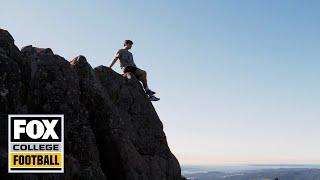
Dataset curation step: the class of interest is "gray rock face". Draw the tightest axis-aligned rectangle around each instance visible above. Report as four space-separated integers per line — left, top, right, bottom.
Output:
0 29 182 180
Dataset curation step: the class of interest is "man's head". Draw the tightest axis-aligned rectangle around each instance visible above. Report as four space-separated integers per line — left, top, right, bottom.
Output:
124 40 133 49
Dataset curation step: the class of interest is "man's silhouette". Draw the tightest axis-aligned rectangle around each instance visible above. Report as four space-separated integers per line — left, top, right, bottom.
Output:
109 40 160 101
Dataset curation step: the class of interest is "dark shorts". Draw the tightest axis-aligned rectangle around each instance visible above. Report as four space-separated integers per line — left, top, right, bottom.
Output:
123 66 138 75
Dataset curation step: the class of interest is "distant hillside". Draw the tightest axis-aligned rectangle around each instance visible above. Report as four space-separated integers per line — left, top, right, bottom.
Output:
185 168 320 180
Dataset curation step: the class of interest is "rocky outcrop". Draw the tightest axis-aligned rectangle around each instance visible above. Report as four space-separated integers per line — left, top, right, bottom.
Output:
0 29 183 180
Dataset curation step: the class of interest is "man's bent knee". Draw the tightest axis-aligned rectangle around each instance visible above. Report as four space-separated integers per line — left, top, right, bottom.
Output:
142 70 146 76
135 68 146 76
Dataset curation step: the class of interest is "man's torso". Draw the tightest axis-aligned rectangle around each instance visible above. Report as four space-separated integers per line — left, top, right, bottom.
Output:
117 49 136 70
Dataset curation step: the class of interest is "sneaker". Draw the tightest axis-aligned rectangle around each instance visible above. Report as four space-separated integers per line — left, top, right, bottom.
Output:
146 89 156 96
149 95 160 101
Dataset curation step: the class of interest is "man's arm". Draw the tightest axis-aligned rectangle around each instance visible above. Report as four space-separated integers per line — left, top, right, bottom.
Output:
109 56 118 68
109 50 120 68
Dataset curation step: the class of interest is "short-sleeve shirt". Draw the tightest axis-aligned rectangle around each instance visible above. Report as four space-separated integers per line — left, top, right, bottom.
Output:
116 49 136 69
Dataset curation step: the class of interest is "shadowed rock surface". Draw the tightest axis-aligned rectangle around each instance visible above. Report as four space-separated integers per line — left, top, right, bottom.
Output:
0 29 184 180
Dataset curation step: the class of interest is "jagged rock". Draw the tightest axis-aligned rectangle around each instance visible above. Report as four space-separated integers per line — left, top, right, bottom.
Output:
0 29 182 180
21 45 54 56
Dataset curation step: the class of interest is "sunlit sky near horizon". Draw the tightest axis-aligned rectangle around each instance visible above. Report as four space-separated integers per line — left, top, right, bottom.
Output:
1 0 320 165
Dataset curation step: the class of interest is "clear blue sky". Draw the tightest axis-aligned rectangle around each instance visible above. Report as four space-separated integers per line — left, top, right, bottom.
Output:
1 0 320 165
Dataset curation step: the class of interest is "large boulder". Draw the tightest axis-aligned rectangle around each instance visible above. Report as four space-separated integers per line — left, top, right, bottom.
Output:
0 29 182 180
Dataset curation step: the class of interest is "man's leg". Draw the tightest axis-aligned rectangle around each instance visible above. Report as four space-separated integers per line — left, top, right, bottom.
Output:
134 68 149 90
134 68 159 101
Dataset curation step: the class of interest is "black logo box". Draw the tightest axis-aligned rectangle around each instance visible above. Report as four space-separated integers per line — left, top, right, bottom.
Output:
10 116 62 142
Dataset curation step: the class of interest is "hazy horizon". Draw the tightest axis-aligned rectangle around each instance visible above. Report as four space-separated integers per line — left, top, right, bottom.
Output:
1 0 320 165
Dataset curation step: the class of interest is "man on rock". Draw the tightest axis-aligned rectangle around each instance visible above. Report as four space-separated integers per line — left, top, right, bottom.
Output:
109 40 160 101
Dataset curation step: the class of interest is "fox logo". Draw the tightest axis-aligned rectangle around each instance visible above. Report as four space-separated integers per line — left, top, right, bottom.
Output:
13 119 59 140
8 114 64 173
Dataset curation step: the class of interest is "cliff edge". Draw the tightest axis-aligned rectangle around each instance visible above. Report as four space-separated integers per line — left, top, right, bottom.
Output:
0 29 183 180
